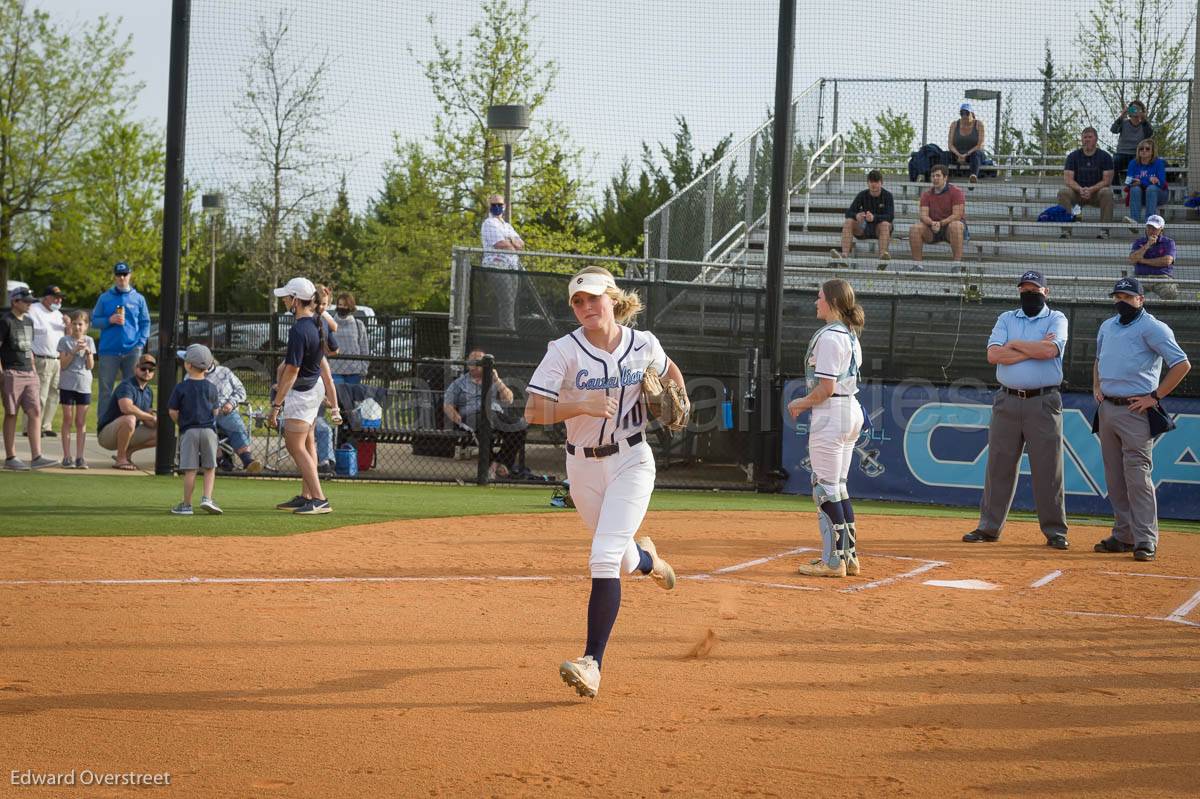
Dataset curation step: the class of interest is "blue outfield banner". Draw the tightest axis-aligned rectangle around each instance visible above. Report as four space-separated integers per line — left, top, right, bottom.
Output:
781 381 1200 521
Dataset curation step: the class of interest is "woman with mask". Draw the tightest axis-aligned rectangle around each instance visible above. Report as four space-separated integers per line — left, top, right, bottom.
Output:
788 279 868 577
962 271 1070 550
329 292 370 385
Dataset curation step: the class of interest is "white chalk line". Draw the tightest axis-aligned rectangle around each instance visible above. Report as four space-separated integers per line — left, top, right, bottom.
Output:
1030 570 1064 589
1168 587 1200 622
840 560 947 593
711 547 813 575
1101 571 1200 581
1055 609 1200 629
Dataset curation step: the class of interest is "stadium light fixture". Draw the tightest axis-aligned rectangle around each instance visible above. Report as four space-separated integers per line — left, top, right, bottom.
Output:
965 89 1002 157
201 193 225 334
487 104 530 223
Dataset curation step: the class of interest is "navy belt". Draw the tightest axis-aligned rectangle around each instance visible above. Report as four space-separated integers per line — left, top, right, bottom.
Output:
567 432 643 459
1003 386 1059 399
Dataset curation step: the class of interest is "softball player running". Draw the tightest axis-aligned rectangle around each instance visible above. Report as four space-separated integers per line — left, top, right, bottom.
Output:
788 279 866 578
524 266 686 699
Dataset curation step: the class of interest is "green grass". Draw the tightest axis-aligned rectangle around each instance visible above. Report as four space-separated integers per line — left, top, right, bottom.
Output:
1 472 1197 537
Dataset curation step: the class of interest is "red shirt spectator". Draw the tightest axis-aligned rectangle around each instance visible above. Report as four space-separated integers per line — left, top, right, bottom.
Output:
920 183 967 222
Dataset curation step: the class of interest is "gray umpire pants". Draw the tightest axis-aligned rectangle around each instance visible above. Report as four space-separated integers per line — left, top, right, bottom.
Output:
1098 400 1158 551
977 389 1068 539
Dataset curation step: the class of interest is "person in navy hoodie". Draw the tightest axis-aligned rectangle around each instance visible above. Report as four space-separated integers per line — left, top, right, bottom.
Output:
91 262 151 420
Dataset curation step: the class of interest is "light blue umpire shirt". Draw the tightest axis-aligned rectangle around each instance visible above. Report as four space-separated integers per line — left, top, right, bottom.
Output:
1096 310 1189 397
987 304 1069 390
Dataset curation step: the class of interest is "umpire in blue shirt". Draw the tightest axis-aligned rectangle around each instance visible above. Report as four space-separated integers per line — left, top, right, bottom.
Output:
1092 277 1191 561
964 270 1071 548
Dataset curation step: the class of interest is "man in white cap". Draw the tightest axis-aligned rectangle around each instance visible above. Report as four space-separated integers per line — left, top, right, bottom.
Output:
1127 214 1177 299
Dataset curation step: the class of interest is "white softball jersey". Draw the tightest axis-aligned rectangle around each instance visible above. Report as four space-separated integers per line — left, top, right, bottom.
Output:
528 325 670 448
807 322 863 397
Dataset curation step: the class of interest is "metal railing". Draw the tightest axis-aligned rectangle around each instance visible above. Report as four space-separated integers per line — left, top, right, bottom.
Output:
802 132 846 231
642 79 823 264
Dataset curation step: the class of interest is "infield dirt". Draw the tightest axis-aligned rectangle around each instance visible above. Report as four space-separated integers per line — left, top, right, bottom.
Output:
1 512 1198 797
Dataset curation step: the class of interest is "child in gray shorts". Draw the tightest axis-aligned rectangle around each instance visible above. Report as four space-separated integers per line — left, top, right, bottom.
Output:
168 344 222 515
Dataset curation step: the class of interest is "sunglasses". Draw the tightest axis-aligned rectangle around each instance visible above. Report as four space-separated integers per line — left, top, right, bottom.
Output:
138 363 157 372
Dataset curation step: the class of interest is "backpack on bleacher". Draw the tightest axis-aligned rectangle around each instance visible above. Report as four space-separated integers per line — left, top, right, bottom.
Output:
907 144 945 182
1037 205 1075 223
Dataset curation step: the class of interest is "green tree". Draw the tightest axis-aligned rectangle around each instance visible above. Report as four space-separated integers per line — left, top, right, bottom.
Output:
0 0 135 295
26 116 167 303
290 181 363 292
358 144 465 312
1072 0 1195 154
234 9 343 311
845 108 917 158
590 117 733 256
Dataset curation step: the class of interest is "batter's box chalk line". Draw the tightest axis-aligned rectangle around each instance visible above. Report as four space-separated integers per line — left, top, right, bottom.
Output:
1047 570 1200 629
692 546 948 594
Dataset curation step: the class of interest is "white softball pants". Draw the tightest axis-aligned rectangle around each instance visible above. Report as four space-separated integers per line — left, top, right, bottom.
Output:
567 438 656 578
809 397 864 489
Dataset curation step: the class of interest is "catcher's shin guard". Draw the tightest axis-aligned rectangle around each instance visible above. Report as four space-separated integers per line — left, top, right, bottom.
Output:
812 478 849 567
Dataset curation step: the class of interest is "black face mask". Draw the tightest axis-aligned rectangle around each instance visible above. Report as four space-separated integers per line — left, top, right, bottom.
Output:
1114 300 1142 325
1019 292 1046 316
336 308 351 317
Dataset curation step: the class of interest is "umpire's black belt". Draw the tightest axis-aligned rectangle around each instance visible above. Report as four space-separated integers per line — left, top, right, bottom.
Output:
567 432 643 459
1104 396 1136 406
1002 386 1059 399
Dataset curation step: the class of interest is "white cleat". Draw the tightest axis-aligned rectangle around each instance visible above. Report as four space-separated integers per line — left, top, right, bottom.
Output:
845 555 861 576
559 656 600 698
797 558 846 578
636 536 676 590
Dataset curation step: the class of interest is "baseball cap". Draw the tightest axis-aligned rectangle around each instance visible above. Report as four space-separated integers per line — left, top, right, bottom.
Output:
113 261 132 275
9 287 34 303
1146 214 1165 229
1017 270 1046 288
272 276 316 301
42 285 64 298
137 353 157 368
960 102 974 113
182 343 214 371
567 270 617 302
1111 277 1144 296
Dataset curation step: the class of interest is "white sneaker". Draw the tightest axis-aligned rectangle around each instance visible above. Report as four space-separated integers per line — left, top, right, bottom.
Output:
200 497 223 515
559 656 601 698
1123 215 1138 226
845 555 861 576
636 536 676 590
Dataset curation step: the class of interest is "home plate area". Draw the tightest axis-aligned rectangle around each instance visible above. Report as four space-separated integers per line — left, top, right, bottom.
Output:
692 544 1200 628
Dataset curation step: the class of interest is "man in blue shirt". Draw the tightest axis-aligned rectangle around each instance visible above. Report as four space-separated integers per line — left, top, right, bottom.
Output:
1127 214 1178 300
97 353 158 470
964 271 1071 549
1057 127 1114 237
1093 277 1191 561
91 262 152 418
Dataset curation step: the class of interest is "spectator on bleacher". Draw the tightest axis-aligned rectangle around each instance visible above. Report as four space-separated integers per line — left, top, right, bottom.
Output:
1111 101 1153 182
27 285 66 439
1123 138 1167 225
330 292 370 385
92 261 152 418
203 355 262 474
947 103 986 185
443 348 530 479
1128 214 1178 300
909 164 967 269
1057 127 1115 237
1092 276 1190 562
963 270 1069 550
97 352 158 470
832 170 894 264
2 287 55 470
481 194 524 331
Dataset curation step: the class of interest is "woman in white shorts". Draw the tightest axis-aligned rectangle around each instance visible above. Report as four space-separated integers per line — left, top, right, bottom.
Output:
788 278 866 578
268 278 336 515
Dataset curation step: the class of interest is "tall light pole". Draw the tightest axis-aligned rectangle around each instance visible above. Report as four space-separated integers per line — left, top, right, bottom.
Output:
201 192 224 346
486 104 530 222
